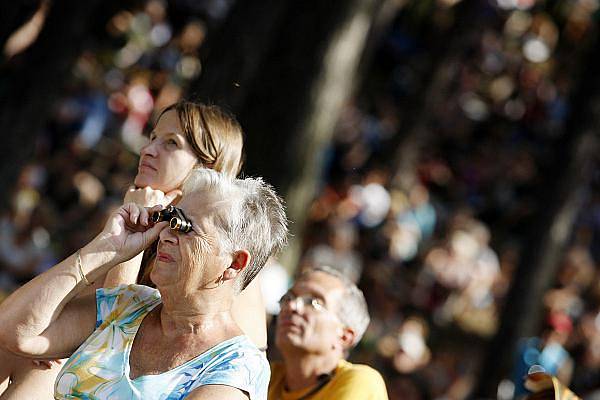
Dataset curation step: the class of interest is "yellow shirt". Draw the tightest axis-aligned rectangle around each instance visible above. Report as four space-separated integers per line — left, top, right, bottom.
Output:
268 359 388 400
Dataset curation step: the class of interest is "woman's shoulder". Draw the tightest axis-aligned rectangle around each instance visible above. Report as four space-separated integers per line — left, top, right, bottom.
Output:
185 336 270 400
95 284 160 325
207 335 267 364
97 284 159 302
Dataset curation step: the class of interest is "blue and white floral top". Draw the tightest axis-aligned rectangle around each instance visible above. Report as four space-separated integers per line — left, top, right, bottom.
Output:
54 284 269 399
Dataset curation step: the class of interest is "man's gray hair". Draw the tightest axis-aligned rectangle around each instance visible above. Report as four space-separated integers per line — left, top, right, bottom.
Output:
183 169 289 292
300 265 370 347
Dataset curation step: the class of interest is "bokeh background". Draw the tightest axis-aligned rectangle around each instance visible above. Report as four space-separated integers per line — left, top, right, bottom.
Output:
0 0 599 398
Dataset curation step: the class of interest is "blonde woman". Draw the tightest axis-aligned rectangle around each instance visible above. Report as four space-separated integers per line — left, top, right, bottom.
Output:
0 101 268 399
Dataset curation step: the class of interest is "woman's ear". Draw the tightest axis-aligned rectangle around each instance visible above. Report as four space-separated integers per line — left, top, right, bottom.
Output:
222 250 251 281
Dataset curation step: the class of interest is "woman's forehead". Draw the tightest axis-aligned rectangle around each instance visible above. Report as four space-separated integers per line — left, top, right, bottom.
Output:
153 110 184 134
156 109 180 126
178 191 230 217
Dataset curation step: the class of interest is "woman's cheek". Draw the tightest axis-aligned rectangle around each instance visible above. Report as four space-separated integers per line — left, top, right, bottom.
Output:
171 164 196 190
149 258 174 286
180 238 217 289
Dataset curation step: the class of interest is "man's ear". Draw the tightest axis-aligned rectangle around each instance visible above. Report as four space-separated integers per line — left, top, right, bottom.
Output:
340 326 357 350
222 250 251 281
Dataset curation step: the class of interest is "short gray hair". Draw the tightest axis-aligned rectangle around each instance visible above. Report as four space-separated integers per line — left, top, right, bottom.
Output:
183 169 289 292
299 265 370 347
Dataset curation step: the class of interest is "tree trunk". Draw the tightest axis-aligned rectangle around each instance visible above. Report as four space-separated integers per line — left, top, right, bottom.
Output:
192 0 382 272
388 0 484 190
248 0 382 272
187 0 289 113
473 30 600 398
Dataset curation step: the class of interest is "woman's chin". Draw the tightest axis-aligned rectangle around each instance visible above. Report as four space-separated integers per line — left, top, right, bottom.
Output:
135 176 177 193
133 175 151 188
149 264 176 287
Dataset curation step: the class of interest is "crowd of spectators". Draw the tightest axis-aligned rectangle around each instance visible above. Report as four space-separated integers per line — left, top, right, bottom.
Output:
0 0 599 399
297 0 600 398
0 0 218 292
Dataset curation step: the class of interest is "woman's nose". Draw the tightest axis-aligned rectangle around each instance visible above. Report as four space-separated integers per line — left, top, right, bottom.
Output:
140 140 158 157
158 225 178 244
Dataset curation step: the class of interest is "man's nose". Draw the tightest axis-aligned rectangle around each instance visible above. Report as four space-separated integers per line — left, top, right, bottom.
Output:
287 297 305 313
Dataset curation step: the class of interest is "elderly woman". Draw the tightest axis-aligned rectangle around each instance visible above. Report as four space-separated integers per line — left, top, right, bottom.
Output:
0 169 288 400
0 100 269 399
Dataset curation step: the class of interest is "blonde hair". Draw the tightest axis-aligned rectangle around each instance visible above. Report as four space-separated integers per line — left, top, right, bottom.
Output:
158 101 244 177
139 101 245 286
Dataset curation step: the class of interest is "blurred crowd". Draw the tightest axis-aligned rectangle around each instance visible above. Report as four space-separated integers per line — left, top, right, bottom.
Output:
1 0 599 399
297 0 600 398
0 0 219 291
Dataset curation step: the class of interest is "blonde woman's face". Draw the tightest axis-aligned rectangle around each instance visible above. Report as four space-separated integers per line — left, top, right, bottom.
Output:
135 110 198 192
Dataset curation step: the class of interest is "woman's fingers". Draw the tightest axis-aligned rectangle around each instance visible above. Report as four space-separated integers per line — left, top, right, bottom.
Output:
122 204 167 232
33 359 62 369
164 189 183 205
124 186 174 207
139 208 148 226
148 204 164 214
143 221 169 245
115 203 173 239
128 203 141 225
120 203 145 232
124 187 143 204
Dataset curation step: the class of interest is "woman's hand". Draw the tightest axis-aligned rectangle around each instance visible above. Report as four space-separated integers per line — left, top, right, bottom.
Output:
32 359 63 369
98 203 168 264
102 187 179 288
124 186 182 208
0 204 169 358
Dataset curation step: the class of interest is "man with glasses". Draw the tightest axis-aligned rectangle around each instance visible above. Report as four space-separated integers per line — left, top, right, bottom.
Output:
268 265 388 399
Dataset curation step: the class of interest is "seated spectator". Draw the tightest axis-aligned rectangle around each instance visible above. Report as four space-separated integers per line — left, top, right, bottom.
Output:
269 265 388 399
0 169 288 400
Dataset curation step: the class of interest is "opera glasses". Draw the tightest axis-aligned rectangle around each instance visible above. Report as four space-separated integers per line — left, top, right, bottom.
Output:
151 205 192 233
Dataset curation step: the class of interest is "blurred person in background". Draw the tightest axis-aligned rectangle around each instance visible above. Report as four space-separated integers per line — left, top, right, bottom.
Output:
301 219 362 283
0 168 288 399
268 265 388 400
0 100 269 399
510 245 594 397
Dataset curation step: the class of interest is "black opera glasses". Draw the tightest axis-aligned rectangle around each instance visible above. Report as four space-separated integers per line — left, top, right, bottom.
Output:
151 205 192 233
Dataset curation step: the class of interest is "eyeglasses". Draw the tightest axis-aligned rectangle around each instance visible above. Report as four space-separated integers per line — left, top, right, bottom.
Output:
279 291 347 329
278 292 329 312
